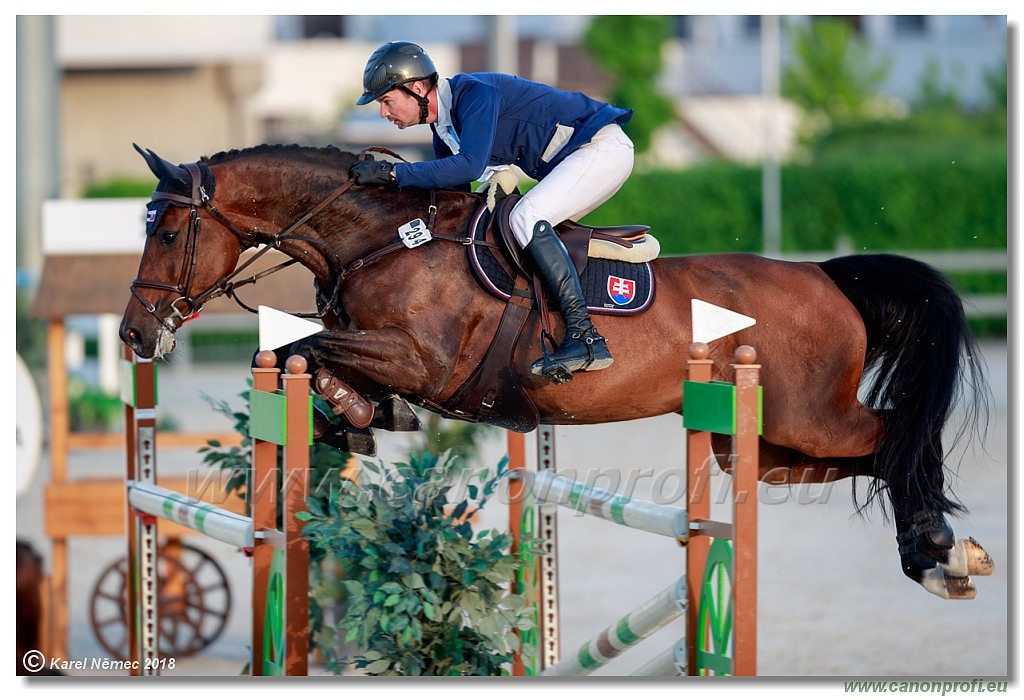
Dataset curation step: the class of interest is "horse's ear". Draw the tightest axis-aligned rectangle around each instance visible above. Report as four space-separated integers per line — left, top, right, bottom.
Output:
133 143 189 185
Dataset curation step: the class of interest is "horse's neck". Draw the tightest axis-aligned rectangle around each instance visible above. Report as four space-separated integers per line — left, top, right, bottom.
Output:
226 171 478 282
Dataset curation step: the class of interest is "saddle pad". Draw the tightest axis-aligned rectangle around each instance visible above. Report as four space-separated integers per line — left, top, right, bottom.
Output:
468 210 655 316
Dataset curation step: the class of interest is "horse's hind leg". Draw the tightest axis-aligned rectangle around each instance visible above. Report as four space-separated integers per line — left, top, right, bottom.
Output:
711 435 995 599
895 510 994 600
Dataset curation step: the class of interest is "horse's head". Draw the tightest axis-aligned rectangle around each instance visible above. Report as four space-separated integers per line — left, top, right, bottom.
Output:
120 145 243 358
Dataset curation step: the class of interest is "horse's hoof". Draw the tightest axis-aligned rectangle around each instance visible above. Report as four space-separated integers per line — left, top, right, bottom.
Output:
335 428 377 457
962 537 995 576
918 566 978 600
311 409 377 457
934 537 995 579
371 394 421 432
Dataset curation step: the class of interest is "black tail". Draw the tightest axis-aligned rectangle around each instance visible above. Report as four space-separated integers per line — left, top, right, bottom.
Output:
818 254 989 520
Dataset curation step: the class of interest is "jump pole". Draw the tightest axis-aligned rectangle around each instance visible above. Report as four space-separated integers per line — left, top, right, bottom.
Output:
509 342 761 676
123 347 311 675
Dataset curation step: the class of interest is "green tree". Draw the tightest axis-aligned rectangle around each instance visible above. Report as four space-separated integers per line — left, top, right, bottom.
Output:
782 18 891 127
914 59 961 112
582 15 676 152
982 55 1007 110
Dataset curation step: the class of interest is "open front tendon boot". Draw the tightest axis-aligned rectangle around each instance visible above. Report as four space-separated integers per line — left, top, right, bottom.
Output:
525 221 612 381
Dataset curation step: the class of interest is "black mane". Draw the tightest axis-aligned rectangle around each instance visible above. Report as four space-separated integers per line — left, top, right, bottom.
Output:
204 144 360 169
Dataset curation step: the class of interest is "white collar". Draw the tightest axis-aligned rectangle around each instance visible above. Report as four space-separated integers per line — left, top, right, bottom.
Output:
436 78 454 131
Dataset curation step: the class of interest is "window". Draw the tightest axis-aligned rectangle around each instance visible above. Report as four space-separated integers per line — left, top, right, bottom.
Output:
742 15 761 39
673 16 693 42
893 16 927 36
301 16 345 38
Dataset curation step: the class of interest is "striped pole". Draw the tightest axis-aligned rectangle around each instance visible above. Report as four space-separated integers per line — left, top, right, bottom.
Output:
127 481 253 549
629 638 687 676
541 577 686 676
529 470 688 541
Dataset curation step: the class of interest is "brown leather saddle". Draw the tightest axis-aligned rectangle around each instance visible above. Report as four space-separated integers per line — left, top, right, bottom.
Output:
418 194 655 433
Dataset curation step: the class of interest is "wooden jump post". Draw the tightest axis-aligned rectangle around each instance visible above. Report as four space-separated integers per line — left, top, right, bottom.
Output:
509 342 761 676
123 347 311 676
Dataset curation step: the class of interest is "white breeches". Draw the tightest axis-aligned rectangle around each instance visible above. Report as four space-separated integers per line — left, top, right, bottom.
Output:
508 123 635 248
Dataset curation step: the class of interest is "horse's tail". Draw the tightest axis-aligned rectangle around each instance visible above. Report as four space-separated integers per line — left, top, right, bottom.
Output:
818 254 989 520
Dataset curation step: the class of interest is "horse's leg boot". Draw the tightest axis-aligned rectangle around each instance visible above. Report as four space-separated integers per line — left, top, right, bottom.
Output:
371 394 421 432
313 368 374 429
311 405 377 456
524 222 612 381
896 510 989 600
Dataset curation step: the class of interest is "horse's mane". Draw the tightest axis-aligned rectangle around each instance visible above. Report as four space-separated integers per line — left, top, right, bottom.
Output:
204 144 359 169
202 143 482 197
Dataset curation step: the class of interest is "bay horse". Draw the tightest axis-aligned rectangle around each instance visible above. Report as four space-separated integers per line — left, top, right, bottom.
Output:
119 143 994 601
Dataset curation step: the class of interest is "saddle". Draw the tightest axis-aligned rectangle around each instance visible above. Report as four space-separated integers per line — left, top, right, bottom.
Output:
421 194 657 433
471 195 656 315
488 194 653 280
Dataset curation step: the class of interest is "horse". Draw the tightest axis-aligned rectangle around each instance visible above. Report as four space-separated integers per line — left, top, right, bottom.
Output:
120 143 994 601
17 540 62 675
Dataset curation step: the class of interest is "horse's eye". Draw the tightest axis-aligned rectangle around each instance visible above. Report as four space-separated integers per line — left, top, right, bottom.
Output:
159 230 178 245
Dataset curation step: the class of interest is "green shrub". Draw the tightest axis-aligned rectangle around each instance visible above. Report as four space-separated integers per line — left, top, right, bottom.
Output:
200 388 525 674
82 177 154 199
300 452 536 675
67 379 123 432
584 149 1007 256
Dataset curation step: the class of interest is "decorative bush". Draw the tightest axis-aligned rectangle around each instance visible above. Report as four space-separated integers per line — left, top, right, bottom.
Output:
300 451 537 676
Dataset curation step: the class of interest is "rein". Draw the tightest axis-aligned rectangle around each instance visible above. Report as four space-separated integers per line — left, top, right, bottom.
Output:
131 148 473 326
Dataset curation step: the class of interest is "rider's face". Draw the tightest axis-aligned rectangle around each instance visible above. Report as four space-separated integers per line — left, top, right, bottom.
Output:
377 86 423 129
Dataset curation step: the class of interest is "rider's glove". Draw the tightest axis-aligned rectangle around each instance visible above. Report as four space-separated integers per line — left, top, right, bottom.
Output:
350 158 396 186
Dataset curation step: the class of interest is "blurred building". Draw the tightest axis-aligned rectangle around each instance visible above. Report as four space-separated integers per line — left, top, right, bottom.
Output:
16 15 1008 271
40 15 1007 194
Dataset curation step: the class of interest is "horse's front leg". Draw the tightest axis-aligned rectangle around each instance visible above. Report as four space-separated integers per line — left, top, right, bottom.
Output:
291 325 450 433
295 326 450 396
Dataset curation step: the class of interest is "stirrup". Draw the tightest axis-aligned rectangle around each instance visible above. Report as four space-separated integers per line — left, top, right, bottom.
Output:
531 328 612 384
536 329 574 385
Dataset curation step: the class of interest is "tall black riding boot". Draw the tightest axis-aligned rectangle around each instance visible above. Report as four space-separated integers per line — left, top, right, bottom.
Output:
524 221 612 382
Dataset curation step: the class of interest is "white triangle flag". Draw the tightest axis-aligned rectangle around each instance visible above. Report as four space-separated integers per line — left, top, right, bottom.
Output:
691 299 756 344
258 305 324 351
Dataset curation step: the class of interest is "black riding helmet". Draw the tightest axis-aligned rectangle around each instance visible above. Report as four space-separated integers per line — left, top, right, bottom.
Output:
357 41 438 124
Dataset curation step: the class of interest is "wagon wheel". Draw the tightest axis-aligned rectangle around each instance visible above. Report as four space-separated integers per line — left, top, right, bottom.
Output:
695 538 734 676
89 541 232 661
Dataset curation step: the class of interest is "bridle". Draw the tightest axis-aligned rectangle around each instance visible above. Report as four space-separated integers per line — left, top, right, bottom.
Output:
129 148 469 331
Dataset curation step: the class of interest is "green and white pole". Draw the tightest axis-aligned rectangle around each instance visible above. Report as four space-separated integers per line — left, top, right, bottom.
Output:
541 576 687 676
529 470 688 541
127 481 254 549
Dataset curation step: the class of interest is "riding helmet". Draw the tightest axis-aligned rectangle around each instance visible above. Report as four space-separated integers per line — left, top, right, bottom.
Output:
356 41 438 105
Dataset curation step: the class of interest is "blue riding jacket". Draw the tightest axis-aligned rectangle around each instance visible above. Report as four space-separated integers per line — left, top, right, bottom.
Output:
393 73 632 189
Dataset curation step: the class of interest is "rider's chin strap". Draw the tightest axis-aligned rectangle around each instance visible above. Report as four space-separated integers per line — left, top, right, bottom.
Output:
398 83 432 125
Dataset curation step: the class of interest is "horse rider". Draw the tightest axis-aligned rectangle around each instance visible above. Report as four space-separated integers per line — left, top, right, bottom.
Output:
349 40 635 381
